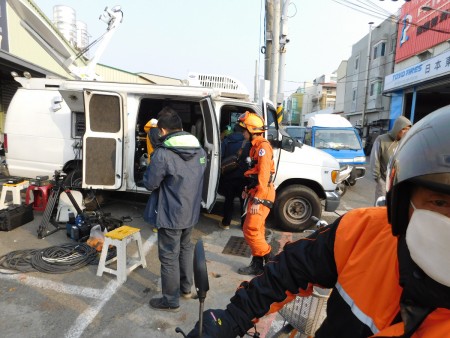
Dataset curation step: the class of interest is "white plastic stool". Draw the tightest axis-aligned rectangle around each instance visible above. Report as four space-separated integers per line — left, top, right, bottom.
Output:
0 181 29 209
96 225 147 283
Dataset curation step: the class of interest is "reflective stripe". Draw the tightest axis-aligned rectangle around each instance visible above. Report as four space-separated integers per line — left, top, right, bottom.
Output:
336 282 380 334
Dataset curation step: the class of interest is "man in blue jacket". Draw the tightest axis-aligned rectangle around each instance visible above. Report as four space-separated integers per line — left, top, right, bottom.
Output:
144 107 206 312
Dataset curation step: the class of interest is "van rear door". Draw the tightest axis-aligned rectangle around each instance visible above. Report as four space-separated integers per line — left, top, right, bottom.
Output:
200 96 220 211
82 91 124 189
60 89 124 190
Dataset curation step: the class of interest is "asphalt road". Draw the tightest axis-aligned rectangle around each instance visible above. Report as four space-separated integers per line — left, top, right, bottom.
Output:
0 174 376 338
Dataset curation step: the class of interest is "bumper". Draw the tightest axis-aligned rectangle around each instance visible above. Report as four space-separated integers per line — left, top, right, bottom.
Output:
325 191 340 212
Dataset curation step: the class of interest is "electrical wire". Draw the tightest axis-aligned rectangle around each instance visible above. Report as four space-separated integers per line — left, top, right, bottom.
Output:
0 243 98 274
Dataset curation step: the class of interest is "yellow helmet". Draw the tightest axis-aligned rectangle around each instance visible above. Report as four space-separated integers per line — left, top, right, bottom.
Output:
238 111 266 134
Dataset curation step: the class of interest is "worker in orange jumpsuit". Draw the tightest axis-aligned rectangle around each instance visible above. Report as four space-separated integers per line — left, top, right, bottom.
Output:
237 111 275 275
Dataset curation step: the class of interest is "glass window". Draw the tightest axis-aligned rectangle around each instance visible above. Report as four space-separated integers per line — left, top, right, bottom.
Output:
314 129 361 150
373 41 386 60
370 81 383 96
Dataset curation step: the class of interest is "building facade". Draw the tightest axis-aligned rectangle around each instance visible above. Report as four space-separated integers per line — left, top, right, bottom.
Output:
343 15 397 139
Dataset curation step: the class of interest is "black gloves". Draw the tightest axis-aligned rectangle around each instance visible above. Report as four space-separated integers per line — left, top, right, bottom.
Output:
186 309 240 338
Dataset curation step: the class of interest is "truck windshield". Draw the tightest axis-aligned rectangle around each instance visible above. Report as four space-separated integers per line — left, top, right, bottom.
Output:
314 129 361 150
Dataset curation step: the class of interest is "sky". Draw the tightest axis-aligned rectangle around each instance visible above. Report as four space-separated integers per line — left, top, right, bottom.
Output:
34 0 404 99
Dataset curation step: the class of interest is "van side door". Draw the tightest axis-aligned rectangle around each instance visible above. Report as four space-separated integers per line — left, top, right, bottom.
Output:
82 91 124 189
199 96 220 211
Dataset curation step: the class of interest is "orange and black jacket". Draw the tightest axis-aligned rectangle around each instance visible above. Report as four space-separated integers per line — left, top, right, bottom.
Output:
226 207 450 337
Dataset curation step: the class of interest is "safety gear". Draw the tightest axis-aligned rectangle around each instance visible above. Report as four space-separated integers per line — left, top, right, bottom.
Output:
386 106 450 235
187 309 240 338
238 111 266 134
242 135 275 257
237 256 264 275
407 203 450 287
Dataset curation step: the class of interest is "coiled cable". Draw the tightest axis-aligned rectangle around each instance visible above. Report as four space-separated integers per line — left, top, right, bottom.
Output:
0 243 98 274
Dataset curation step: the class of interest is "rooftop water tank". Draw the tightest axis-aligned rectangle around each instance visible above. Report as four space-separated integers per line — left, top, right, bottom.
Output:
76 20 89 55
53 5 77 47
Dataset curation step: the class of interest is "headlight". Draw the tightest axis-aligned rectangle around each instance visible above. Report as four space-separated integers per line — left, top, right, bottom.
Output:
331 170 339 184
354 156 366 163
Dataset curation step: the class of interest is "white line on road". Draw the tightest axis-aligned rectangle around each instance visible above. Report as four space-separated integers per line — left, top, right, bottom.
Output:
65 234 157 338
0 234 157 338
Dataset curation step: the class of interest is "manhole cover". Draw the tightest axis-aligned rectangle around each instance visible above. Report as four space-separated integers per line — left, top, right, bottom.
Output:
222 236 252 257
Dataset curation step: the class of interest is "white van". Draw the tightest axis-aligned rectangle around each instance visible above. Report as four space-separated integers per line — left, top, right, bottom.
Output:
4 76 341 232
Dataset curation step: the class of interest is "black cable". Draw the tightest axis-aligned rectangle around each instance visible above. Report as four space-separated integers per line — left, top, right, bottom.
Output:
0 243 98 274
0 249 39 273
31 243 97 274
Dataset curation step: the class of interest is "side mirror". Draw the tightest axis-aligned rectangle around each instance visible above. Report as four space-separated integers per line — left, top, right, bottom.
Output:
281 135 299 152
194 239 209 301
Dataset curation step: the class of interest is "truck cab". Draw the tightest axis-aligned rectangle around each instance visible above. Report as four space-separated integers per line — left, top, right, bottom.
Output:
304 114 366 186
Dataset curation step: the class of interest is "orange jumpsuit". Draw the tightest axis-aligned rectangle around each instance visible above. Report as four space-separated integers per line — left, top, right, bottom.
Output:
243 135 275 257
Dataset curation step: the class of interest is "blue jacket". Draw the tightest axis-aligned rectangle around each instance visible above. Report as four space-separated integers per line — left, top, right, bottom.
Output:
221 132 250 179
144 131 206 229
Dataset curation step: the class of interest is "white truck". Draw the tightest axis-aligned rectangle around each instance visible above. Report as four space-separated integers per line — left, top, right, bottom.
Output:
4 76 341 232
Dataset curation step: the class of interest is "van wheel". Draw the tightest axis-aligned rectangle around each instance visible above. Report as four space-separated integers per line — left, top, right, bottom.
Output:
64 169 82 188
274 185 321 232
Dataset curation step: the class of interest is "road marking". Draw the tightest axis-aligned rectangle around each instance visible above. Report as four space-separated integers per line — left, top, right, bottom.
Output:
0 274 105 300
65 234 157 338
0 234 157 338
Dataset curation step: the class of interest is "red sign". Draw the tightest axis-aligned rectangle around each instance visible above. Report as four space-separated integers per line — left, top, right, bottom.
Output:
396 0 450 63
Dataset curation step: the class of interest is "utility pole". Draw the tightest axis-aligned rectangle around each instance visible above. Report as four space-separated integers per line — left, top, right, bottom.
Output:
361 22 374 137
264 0 274 81
269 0 281 105
277 0 290 106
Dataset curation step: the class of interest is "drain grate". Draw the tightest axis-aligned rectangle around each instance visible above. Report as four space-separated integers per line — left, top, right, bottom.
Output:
222 236 252 257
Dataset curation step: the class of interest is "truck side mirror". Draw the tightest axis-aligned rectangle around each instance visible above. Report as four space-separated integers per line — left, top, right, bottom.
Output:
281 135 298 152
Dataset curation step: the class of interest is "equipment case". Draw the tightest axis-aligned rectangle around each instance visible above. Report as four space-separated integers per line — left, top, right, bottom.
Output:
0 204 34 231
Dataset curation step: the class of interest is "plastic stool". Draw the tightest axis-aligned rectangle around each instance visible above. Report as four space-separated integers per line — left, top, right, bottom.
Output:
96 226 147 283
25 184 53 212
0 181 29 209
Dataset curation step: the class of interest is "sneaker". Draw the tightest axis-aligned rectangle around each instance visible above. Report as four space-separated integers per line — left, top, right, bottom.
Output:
181 292 199 300
219 221 230 230
149 297 180 312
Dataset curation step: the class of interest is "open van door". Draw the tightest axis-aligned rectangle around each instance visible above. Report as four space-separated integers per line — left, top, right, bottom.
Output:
82 91 124 189
199 96 220 212
263 99 282 173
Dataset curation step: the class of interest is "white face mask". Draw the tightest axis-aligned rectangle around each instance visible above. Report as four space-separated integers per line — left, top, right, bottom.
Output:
406 202 450 287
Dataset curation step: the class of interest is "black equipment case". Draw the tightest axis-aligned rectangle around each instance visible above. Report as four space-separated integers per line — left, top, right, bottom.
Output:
0 204 34 231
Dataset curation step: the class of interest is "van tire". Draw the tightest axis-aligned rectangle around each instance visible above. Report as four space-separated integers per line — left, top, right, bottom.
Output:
64 169 82 188
274 185 321 232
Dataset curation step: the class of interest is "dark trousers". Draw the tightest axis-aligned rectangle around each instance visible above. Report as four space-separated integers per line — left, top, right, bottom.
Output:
221 177 246 226
157 227 194 307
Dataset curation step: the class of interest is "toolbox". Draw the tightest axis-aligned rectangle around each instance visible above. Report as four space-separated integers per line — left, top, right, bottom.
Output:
0 204 34 231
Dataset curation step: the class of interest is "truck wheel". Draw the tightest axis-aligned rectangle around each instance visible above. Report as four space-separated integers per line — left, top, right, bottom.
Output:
274 185 322 232
64 169 82 188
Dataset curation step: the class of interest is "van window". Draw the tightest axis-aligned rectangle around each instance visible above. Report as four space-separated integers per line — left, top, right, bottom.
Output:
219 105 257 137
